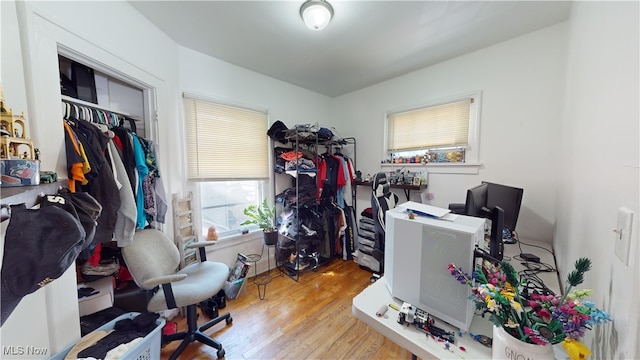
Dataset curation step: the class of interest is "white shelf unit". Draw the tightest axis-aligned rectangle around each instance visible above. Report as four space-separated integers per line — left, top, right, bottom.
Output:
172 192 198 268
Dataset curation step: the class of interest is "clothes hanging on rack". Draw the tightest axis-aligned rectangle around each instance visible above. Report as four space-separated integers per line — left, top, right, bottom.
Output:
128 132 149 229
111 129 167 229
64 118 121 245
106 140 137 247
317 153 345 201
311 141 357 260
333 151 355 208
111 127 138 197
61 99 136 130
61 99 166 248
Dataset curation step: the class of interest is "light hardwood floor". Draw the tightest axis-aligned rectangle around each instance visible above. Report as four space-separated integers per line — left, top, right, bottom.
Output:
160 259 413 360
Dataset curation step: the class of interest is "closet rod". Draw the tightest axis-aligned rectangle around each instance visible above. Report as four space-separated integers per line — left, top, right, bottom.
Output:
61 94 135 119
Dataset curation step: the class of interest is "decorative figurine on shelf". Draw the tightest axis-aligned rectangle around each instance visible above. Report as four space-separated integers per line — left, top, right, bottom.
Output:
206 226 218 241
408 210 415 220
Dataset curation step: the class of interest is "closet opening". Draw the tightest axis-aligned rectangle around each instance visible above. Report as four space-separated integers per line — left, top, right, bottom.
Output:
55 47 166 326
57 47 157 141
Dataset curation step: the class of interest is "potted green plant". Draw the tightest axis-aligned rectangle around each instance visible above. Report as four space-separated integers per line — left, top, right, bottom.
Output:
240 199 278 245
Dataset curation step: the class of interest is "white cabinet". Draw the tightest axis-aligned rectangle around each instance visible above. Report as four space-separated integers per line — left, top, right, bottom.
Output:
173 192 198 268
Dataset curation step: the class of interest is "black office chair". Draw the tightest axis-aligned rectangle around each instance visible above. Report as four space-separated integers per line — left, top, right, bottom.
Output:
370 172 399 273
121 229 233 360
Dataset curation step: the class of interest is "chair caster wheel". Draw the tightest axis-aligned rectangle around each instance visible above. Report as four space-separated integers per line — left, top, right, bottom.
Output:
226 316 233 325
217 348 225 359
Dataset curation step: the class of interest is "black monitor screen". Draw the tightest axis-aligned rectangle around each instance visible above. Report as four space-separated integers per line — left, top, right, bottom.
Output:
465 183 489 217
482 182 524 232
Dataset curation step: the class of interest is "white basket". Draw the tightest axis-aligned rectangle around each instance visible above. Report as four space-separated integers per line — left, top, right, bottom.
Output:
51 312 165 360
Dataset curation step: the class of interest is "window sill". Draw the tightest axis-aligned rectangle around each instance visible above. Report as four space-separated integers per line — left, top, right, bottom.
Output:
381 162 481 174
213 230 263 250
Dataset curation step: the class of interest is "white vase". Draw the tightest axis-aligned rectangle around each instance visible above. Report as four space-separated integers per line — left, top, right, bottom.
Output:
492 325 555 360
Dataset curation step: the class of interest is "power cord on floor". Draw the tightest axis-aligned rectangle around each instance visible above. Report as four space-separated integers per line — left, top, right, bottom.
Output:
510 230 557 299
514 230 555 256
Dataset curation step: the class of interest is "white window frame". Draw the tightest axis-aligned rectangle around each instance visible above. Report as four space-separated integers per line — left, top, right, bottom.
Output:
384 91 482 174
181 93 273 241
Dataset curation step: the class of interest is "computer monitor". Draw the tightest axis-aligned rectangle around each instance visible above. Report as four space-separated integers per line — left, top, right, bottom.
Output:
464 183 489 217
482 181 524 234
464 183 503 261
486 206 505 261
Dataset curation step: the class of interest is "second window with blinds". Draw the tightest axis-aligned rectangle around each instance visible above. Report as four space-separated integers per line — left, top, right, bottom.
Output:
386 92 481 165
183 95 270 239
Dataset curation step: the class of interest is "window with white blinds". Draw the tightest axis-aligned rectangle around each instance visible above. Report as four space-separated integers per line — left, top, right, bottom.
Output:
183 96 269 180
387 97 473 152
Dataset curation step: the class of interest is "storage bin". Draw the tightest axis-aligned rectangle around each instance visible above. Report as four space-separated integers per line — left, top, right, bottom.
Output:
0 159 40 187
50 312 165 360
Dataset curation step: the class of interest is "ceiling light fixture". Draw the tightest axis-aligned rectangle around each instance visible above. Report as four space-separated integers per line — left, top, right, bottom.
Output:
300 0 334 31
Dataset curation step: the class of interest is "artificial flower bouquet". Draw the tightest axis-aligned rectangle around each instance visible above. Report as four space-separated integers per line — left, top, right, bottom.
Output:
447 258 610 360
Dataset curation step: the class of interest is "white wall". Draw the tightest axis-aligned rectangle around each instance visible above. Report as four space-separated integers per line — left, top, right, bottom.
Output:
179 47 332 129
331 23 568 244
0 1 57 356
1 1 180 356
556 2 639 358
1 0 28 114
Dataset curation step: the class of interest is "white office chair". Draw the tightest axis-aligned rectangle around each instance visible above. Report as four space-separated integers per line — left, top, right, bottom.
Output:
121 229 232 360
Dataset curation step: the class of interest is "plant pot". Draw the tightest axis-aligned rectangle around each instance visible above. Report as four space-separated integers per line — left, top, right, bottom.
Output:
492 325 554 360
263 230 278 246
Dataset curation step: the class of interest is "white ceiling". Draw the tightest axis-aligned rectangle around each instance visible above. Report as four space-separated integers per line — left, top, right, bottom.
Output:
129 1 572 98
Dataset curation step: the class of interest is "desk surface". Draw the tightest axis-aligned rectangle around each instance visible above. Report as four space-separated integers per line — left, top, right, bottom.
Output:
353 277 493 359
352 238 560 359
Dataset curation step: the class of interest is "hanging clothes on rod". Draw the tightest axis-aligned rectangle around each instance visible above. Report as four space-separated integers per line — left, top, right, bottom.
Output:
61 96 138 133
61 97 167 249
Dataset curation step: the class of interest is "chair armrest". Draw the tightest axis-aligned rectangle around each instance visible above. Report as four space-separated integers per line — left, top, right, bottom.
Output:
141 273 187 288
186 241 217 249
448 203 466 215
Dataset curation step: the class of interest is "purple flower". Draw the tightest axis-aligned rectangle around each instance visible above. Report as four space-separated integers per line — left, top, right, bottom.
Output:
562 321 587 339
553 301 593 340
448 263 473 285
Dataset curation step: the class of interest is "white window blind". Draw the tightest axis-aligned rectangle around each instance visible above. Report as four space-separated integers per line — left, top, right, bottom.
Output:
183 96 269 180
387 98 472 152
